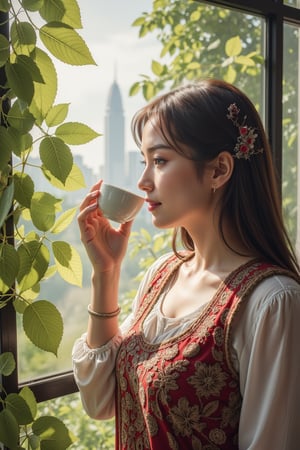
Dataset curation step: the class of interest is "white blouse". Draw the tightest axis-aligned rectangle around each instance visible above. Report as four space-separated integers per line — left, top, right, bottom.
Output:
72 254 300 450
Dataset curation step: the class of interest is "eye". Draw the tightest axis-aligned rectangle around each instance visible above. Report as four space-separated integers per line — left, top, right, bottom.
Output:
154 157 166 166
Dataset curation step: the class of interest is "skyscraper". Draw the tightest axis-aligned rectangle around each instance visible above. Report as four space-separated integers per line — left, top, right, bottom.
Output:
104 78 125 185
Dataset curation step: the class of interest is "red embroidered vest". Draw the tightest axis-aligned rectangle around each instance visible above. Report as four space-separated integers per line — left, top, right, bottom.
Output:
115 256 288 450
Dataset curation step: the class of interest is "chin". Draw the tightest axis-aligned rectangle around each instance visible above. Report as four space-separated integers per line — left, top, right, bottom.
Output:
152 216 175 229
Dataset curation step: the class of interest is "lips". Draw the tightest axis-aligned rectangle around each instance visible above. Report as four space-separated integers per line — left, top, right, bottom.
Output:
145 199 162 212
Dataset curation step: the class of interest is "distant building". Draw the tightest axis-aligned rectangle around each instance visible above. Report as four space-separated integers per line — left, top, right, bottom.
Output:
127 149 142 192
104 79 125 185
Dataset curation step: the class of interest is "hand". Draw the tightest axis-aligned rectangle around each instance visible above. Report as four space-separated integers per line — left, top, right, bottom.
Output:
77 180 133 272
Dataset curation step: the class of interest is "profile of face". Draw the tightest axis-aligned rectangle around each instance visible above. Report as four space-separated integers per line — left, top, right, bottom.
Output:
138 120 223 230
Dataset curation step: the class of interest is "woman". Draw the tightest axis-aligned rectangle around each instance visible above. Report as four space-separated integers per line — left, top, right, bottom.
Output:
73 79 300 449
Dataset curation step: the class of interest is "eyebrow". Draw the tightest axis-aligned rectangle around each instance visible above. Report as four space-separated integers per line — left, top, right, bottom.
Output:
141 144 173 155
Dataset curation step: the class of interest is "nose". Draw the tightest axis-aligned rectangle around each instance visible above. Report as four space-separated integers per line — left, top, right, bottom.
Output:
137 166 153 192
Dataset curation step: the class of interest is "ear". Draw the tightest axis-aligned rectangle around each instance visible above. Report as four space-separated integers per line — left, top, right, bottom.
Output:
211 151 234 189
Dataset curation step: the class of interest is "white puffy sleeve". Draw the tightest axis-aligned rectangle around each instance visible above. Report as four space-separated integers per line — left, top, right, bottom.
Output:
72 330 124 419
233 275 300 450
72 253 171 420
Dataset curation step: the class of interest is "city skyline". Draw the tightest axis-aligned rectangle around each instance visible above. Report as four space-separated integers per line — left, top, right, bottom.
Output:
55 0 156 175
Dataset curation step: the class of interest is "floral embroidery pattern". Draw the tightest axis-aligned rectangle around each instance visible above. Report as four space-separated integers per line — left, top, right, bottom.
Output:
116 257 281 450
167 397 203 437
188 362 227 399
227 103 263 160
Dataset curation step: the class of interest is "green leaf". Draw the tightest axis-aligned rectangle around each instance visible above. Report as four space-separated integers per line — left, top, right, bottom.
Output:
0 243 19 293
52 241 82 286
39 22 96 65
19 386 37 420
0 34 9 67
0 180 14 229
50 206 77 233
39 136 73 183
187 61 201 70
29 48 58 123
0 0 9 12
13 171 35 208
7 101 35 133
10 21 37 55
29 433 41 449
30 191 62 232
43 162 85 191
55 122 101 144
45 103 70 127
59 0 82 28
17 241 50 292
131 16 145 27
190 9 201 21
225 35 242 57
23 300 63 355
22 0 44 11
129 81 141 96
8 128 33 156
40 0 82 28
224 64 237 84
39 0 65 22
0 409 19 450
16 54 44 83
32 416 73 449
151 60 164 76
143 82 156 100
6 393 34 425
0 352 16 376
235 55 256 66
42 264 57 281
0 125 14 169
15 285 40 309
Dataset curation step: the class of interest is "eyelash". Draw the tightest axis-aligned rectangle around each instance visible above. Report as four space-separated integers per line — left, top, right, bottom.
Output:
140 157 166 166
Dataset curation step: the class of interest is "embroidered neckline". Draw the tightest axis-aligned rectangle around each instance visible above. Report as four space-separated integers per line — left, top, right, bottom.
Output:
136 256 261 350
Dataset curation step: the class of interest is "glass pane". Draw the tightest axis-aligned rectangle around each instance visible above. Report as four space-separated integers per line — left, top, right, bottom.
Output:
39 393 115 450
282 23 299 250
284 0 300 8
17 0 265 382
17 0 156 382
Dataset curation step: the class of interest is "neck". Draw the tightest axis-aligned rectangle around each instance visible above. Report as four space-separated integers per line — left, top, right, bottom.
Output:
183 217 254 274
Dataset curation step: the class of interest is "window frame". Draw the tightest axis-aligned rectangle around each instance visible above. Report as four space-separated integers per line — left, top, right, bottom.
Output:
0 0 299 403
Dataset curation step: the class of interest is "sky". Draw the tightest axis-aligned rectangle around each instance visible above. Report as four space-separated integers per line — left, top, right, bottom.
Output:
54 0 158 173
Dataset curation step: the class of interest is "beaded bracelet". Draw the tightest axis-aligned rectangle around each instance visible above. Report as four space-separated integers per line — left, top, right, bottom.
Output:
87 304 121 318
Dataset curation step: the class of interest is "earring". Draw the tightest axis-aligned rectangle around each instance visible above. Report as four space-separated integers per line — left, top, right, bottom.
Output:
212 186 217 194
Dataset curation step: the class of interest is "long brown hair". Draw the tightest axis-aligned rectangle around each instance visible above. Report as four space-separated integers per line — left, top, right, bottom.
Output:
131 78 300 276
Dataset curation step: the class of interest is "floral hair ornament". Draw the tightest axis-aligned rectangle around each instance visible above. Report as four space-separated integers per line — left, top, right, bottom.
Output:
226 103 263 160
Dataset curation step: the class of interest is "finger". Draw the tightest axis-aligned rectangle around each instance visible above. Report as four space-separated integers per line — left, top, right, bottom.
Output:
79 189 100 212
88 179 103 192
119 219 134 237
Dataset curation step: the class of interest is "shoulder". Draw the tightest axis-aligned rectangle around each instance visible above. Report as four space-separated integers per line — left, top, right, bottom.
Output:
234 273 300 338
249 273 300 310
231 273 300 371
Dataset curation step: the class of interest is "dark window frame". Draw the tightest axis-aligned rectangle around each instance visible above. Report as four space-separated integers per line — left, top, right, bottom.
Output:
0 0 299 403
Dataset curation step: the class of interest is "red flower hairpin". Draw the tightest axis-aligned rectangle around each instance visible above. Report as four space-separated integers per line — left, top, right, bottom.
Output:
227 103 263 160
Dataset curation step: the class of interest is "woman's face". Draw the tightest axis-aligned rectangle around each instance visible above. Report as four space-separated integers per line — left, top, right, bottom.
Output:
138 120 216 229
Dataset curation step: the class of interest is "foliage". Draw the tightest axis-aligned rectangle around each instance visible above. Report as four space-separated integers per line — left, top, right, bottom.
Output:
282 24 298 244
130 0 263 102
39 393 115 450
0 0 99 448
129 227 173 280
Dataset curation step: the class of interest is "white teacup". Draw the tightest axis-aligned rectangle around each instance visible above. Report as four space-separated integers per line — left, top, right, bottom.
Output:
98 183 144 223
